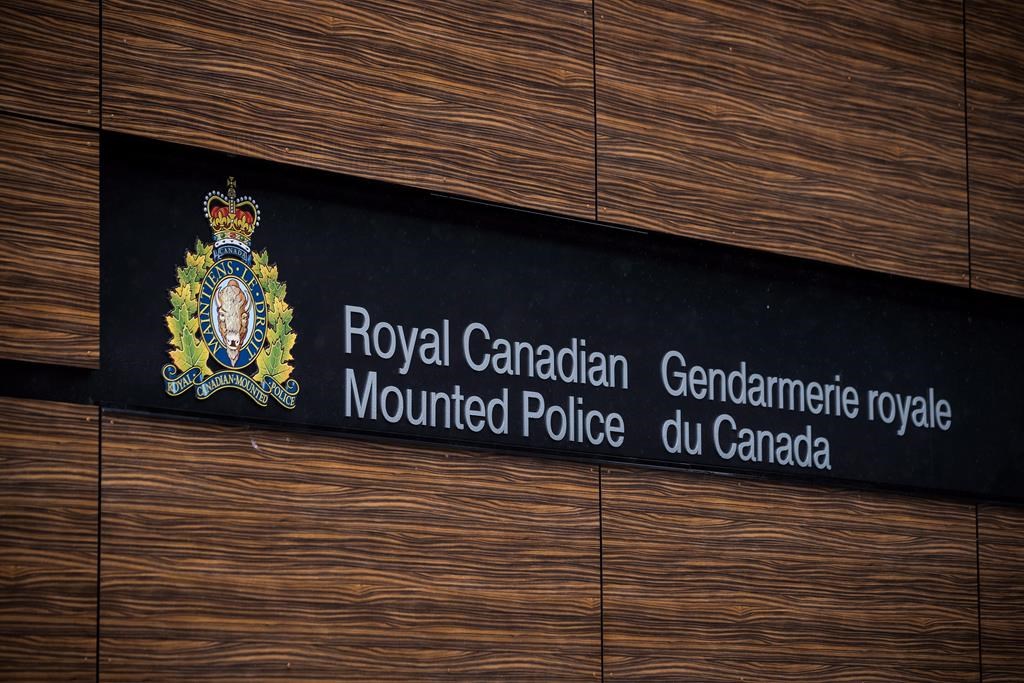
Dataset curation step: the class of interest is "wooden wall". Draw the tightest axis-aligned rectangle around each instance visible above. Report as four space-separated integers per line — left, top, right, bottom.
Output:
100 412 601 680
966 0 1024 297
0 114 99 367
94 413 1024 681
979 505 1024 682
101 0 596 219
0 1 99 127
0 397 98 680
0 0 100 368
596 0 968 285
0 402 1021 679
602 467 980 681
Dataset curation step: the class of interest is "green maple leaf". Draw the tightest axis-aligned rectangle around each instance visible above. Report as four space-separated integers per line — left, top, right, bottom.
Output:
281 331 297 362
267 342 283 374
174 304 190 332
274 318 290 341
255 340 292 383
196 340 211 375
168 326 210 374
181 329 199 364
195 238 213 259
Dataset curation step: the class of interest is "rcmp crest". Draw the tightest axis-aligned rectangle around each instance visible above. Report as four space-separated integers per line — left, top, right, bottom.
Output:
161 178 299 408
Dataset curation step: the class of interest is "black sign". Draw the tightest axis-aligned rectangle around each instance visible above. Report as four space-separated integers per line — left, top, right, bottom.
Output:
94 134 1023 499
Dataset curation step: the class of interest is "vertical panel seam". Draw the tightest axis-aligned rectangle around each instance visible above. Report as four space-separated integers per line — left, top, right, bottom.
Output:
976 504 983 682
96 407 102 683
591 0 599 222
97 0 103 672
963 0 973 288
598 466 604 681
97 0 103 132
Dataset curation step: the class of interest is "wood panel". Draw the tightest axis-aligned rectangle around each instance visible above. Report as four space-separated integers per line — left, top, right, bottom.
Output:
596 0 968 285
100 412 600 680
0 0 99 128
978 504 1024 681
967 1 1024 297
0 113 99 368
602 467 979 681
0 397 98 680
102 0 595 218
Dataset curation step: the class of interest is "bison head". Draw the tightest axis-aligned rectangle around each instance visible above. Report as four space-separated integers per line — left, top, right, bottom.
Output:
216 280 250 365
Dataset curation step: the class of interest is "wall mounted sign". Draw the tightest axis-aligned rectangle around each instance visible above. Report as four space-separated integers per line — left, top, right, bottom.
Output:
97 134 1024 500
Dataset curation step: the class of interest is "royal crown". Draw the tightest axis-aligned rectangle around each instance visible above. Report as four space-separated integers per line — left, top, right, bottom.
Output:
205 177 260 263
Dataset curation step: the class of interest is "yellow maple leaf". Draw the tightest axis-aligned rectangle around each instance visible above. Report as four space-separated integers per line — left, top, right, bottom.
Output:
166 315 183 347
273 364 293 384
169 349 190 373
196 342 212 376
253 349 269 382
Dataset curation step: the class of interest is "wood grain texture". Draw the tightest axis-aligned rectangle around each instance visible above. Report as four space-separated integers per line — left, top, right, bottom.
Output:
0 397 98 680
100 412 600 680
0 112 99 368
596 0 969 285
0 0 99 128
978 504 1024 681
602 467 979 681
102 0 595 218
966 0 1024 297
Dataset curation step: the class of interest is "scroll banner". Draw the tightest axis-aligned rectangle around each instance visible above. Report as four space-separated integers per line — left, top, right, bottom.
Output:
162 364 299 409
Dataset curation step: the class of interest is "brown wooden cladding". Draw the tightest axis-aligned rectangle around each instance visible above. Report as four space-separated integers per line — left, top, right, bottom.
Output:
596 0 969 285
966 0 1024 297
601 467 979 681
0 113 99 368
102 0 595 218
100 412 600 680
0 1 99 128
978 504 1024 681
0 397 98 680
